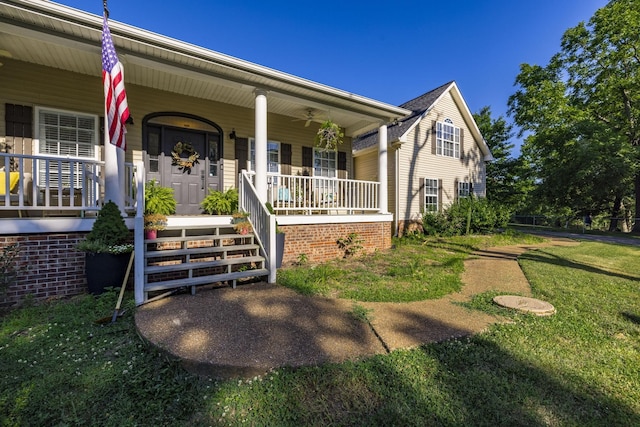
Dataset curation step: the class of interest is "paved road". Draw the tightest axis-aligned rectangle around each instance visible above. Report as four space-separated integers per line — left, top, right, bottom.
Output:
520 229 640 247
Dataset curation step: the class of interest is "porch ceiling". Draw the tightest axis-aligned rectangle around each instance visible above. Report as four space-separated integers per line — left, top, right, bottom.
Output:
0 0 409 137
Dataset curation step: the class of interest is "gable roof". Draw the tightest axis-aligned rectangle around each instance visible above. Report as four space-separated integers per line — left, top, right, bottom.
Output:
352 81 492 160
0 0 410 137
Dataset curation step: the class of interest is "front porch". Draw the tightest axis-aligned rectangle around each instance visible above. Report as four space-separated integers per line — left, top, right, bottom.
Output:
0 153 392 307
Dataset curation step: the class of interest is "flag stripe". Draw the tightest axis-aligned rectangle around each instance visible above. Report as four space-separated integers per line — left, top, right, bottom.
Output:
102 14 129 151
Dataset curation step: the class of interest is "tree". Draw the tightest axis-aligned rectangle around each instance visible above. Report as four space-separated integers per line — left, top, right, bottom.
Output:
509 0 640 231
473 106 531 211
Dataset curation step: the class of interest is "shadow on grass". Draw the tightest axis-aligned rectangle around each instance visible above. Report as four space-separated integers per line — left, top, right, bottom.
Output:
518 249 640 282
405 336 640 426
622 311 640 325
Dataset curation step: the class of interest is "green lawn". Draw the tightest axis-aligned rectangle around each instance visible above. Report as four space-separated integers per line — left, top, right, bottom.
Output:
1 234 639 426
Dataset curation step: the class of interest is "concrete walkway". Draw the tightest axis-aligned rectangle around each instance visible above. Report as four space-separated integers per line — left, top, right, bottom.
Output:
135 237 577 379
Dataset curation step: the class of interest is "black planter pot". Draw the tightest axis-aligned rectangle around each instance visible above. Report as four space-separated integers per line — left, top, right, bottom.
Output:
85 252 130 295
276 233 285 268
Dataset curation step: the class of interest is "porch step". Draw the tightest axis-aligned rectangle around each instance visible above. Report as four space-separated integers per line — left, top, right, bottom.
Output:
146 255 265 275
143 223 267 298
145 243 260 259
144 268 269 293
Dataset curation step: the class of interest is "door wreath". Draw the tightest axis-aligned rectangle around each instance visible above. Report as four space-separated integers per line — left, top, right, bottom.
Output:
171 142 200 173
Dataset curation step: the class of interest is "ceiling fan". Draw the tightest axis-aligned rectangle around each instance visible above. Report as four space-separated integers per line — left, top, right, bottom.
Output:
292 109 316 127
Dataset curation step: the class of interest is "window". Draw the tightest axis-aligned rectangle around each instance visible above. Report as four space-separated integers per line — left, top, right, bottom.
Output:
458 181 471 198
249 138 280 173
436 119 460 158
424 178 439 212
36 108 98 188
313 148 336 178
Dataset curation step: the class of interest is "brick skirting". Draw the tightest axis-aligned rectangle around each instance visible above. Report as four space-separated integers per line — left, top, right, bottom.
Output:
1 220 393 306
1 233 88 307
280 221 392 265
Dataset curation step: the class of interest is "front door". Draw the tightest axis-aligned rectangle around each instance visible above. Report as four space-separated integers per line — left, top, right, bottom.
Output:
146 123 221 215
164 128 206 214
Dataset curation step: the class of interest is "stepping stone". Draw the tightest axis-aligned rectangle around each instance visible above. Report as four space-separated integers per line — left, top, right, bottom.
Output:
493 295 556 316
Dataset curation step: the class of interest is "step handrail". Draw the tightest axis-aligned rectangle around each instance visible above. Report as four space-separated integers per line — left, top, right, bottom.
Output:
240 170 276 283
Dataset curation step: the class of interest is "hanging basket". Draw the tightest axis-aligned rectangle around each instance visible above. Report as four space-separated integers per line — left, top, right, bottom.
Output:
315 120 344 151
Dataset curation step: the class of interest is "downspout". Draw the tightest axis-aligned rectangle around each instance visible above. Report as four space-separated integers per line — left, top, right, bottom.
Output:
394 144 400 236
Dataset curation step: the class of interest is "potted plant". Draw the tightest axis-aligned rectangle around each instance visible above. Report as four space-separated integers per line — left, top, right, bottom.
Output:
232 211 252 235
144 180 176 239
77 201 133 295
315 119 344 151
143 212 167 240
201 188 238 214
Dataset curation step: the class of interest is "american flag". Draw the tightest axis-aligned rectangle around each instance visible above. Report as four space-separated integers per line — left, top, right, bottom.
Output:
102 13 129 151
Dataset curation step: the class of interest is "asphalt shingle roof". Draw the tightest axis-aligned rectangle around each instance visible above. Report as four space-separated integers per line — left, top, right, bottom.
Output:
352 81 454 152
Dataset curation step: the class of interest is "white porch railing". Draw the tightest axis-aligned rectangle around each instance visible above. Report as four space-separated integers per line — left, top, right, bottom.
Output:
258 173 380 214
240 170 277 283
0 152 136 215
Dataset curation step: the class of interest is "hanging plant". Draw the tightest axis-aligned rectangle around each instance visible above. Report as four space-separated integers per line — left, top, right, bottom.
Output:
171 141 200 173
315 119 344 151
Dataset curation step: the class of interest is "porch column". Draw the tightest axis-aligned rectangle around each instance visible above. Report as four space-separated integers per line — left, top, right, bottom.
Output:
378 123 388 214
104 109 125 212
254 89 268 203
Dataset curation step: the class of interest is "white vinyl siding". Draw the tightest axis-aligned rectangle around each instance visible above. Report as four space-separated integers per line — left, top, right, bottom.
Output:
36 107 98 188
396 91 484 221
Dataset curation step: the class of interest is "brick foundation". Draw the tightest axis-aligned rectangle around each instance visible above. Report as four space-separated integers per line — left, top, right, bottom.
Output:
1 221 392 306
280 221 392 265
1 233 88 307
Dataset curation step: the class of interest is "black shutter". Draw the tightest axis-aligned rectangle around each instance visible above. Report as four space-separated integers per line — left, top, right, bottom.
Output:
459 128 464 161
5 104 33 138
235 137 248 172
281 143 291 175
302 146 313 168
338 151 347 179
431 120 437 155
438 179 443 212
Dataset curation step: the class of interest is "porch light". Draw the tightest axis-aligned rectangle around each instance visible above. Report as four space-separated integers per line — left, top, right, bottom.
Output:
229 129 236 140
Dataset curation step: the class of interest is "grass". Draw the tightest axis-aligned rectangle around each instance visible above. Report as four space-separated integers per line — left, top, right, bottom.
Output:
1 233 639 425
278 230 544 302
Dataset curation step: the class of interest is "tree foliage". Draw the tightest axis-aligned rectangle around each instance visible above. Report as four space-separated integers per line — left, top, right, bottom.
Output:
508 0 640 230
473 106 532 211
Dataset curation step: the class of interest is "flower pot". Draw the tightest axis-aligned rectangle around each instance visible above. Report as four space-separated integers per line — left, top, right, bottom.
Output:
85 252 131 295
145 229 157 240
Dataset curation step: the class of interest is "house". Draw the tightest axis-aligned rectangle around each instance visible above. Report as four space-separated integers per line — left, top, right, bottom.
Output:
353 81 493 235
0 1 488 306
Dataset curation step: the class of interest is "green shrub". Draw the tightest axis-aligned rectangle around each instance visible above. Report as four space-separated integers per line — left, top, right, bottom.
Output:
77 201 132 254
200 188 238 215
144 180 176 215
423 196 512 236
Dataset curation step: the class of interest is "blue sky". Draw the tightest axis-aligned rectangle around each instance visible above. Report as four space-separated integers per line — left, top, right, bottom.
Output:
56 0 608 155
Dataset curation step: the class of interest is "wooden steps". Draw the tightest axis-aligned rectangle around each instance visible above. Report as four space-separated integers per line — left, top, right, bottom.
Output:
143 224 267 297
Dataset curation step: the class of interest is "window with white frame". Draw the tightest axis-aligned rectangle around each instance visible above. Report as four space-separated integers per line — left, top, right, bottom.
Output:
424 178 439 212
436 119 460 158
458 181 471 198
249 138 280 173
313 148 336 178
37 107 98 188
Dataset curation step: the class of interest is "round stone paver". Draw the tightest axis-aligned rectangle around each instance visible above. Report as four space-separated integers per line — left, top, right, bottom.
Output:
493 295 556 316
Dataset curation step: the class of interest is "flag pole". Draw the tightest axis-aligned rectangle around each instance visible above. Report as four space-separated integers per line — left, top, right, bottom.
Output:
102 0 128 212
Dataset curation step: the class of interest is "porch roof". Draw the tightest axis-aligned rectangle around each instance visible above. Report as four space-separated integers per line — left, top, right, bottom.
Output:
0 0 409 137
